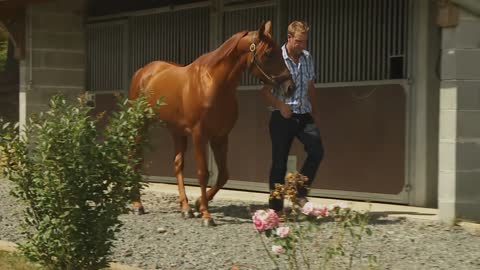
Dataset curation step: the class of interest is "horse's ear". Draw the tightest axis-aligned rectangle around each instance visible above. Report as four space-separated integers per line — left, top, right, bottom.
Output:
258 20 272 40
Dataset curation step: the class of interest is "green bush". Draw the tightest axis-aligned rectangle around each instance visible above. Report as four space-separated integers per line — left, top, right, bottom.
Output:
0 94 162 270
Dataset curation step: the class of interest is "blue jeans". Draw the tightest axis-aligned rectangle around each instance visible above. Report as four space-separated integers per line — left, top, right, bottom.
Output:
268 110 324 211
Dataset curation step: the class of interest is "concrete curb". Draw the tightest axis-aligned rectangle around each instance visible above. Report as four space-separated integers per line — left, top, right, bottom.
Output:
457 221 480 235
0 240 17 252
0 240 142 270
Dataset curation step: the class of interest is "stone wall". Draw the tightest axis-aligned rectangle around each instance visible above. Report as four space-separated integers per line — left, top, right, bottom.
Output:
19 0 86 124
439 8 480 222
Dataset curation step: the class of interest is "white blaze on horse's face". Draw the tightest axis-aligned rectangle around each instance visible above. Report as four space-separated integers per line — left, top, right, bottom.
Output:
253 21 295 97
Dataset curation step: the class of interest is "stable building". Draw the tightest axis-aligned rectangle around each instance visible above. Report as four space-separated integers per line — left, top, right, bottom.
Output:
0 0 479 223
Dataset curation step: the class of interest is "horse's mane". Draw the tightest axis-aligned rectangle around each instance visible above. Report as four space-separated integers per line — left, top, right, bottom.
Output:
194 31 250 67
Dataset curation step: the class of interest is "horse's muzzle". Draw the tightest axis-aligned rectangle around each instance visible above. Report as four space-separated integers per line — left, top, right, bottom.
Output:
280 78 295 97
265 71 294 96
286 83 294 96
272 71 294 97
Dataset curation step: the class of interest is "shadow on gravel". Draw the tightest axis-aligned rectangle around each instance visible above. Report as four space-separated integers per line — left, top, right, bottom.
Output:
367 211 435 225
207 204 415 226
373 211 436 217
209 203 268 220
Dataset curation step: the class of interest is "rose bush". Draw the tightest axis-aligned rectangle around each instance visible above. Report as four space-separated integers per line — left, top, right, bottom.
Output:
253 172 376 270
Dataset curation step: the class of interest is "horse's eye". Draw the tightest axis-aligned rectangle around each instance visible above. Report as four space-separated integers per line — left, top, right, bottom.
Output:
265 50 273 58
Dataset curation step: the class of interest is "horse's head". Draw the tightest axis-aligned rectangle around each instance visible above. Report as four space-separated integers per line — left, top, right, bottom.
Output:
248 21 294 96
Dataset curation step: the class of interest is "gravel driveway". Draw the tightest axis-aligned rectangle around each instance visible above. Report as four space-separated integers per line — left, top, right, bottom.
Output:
1 180 479 270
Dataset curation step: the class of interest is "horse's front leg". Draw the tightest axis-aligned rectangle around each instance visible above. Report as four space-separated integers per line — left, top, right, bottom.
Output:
192 130 215 226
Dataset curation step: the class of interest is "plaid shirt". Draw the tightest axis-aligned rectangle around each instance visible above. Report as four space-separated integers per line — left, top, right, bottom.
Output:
271 44 316 114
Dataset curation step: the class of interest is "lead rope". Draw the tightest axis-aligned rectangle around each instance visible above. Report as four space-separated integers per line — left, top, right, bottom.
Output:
249 33 276 85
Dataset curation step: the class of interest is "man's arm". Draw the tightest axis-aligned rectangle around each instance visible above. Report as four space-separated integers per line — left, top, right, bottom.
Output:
260 85 292 118
307 80 321 129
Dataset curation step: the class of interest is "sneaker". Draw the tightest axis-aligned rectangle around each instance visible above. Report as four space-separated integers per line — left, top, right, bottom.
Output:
269 197 284 213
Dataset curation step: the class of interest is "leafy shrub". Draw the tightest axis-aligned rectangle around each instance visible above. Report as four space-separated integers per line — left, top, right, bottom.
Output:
0 94 162 270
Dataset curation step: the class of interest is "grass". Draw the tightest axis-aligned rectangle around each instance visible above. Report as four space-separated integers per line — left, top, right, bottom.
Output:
0 250 138 270
0 250 43 270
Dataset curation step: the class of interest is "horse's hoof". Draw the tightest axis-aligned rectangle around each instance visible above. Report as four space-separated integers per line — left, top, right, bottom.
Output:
181 210 194 219
194 199 201 212
201 218 216 227
133 206 145 215
193 211 202 218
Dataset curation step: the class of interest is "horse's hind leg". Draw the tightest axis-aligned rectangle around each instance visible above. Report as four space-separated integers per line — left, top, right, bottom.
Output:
131 122 149 215
172 134 193 218
205 135 229 201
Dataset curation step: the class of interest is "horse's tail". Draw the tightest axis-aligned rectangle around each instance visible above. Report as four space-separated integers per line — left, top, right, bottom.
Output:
128 68 144 100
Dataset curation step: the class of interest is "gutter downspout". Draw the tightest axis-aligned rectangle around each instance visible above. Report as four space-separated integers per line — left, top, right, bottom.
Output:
27 5 32 92
19 5 32 133
451 0 480 17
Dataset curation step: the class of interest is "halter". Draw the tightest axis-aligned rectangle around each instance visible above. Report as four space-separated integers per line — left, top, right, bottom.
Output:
249 33 291 86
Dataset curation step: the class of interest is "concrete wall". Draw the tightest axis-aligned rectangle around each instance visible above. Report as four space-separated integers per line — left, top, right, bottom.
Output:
439 8 480 223
408 0 441 207
19 0 86 127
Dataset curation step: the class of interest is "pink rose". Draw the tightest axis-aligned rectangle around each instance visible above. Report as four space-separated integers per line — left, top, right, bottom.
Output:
276 226 290 238
302 203 330 218
319 206 329 217
252 209 280 232
313 206 328 217
253 215 268 232
301 202 315 215
311 208 321 217
272 245 285 254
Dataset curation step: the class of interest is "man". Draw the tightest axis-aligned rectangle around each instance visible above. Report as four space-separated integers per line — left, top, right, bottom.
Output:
261 20 324 212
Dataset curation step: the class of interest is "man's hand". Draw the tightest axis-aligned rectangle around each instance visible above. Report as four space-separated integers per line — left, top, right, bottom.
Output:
261 85 292 118
278 102 292 119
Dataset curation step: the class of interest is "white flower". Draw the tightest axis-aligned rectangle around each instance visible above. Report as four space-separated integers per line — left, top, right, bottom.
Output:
276 226 290 238
272 245 285 254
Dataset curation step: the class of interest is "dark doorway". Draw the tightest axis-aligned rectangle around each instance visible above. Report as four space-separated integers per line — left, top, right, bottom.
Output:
0 28 19 123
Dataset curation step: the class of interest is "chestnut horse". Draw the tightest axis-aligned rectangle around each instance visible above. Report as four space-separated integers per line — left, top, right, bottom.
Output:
129 21 293 226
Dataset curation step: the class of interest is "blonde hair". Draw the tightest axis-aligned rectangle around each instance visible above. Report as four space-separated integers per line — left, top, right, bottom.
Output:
287 21 310 36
